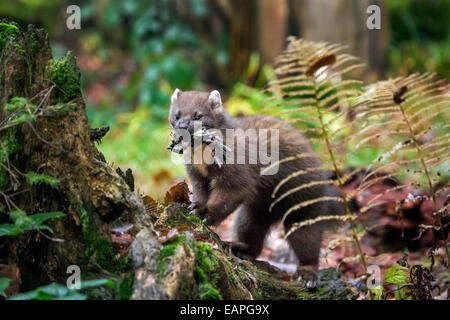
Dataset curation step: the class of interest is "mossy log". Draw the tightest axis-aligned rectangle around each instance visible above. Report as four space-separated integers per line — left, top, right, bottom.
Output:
132 203 359 300
0 21 358 300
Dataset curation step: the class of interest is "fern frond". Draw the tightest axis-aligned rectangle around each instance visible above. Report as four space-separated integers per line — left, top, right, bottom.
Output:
284 214 354 239
354 73 450 262
269 179 336 212
265 37 450 278
266 37 370 273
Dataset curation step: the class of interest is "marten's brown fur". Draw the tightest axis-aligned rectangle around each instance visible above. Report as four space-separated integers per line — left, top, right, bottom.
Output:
168 89 345 285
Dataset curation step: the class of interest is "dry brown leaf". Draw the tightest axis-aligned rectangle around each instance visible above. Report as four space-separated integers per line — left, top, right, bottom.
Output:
164 180 190 206
142 195 162 219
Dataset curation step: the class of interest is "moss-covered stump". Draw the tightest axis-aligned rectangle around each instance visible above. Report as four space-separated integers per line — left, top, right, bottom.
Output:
0 20 141 294
131 203 359 300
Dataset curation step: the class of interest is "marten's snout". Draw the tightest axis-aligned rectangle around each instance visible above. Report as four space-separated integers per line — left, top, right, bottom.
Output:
174 119 195 134
174 117 189 129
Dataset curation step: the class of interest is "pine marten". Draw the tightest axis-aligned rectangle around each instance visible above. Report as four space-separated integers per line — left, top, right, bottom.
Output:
168 89 345 286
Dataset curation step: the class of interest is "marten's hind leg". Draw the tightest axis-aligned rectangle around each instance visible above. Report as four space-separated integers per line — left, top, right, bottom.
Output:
284 208 325 288
231 205 271 260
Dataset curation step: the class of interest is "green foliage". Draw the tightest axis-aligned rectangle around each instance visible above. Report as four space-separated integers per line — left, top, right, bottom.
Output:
193 241 222 300
26 171 59 187
79 207 90 238
95 237 130 273
82 225 131 273
198 283 222 300
0 210 65 236
384 265 411 300
2 97 37 128
8 279 114 300
226 82 271 116
4 97 33 113
156 233 186 275
385 266 410 285
77 1 214 121
0 278 10 298
0 97 34 190
388 0 450 78
80 207 127 273
186 214 202 225
0 127 21 190
0 22 19 49
114 273 134 300
369 285 383 300
47 52 81 102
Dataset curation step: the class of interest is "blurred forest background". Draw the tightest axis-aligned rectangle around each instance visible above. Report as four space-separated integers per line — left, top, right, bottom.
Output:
2 0 448 199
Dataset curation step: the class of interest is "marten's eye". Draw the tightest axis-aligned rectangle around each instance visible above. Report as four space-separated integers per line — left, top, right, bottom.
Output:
194 113 203 120
174 111 180 120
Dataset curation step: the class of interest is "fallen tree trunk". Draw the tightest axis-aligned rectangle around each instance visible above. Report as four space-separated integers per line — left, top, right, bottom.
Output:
0 20 358 300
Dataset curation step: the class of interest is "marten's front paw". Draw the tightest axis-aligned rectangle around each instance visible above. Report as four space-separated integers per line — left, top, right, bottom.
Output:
189 203 218 226
189 202 207 217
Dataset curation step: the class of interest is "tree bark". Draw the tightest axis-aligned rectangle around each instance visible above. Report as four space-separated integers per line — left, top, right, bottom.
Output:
0 19 141 290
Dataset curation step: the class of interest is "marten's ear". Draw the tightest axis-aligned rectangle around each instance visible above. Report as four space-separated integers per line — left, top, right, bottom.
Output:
208 90 223 113
171 88 182 104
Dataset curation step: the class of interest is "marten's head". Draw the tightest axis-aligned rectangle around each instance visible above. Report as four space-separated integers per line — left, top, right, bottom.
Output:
169 89 230 133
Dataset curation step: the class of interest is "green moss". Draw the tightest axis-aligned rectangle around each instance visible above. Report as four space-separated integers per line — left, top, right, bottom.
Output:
4 97 37 126
156 233 186 275
5 97 31 113
253 275 278 300
26 171 59 187
193 242 222 300
0 127 22 190
115 272 134 300
186 215 202 225
296 292 311 299
179 275 190 299
79 207 96 246
85 236 130 273
47 52 81 102
79 208 89 235
198 283 222 300
0 23 19 49
224 260 239 287
80 207 130 274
